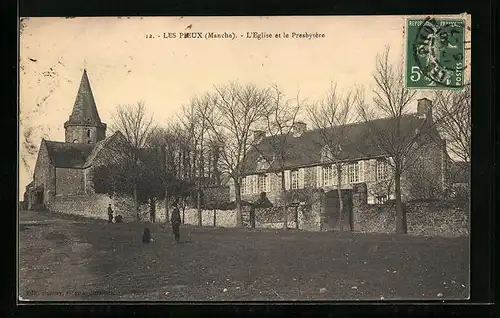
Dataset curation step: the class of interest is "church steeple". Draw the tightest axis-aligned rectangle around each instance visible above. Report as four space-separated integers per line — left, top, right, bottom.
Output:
64 69 107 144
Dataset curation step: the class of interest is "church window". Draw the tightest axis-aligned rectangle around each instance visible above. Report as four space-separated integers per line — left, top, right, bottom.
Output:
87 129 91 137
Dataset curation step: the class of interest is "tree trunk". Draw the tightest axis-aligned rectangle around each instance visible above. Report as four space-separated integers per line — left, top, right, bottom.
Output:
163 146 169 223
394 170 405 234
150 198 156 223
164 188 169 223
133 183 139 220
295 206 299 229
281 171 288 230
336 164 344 231
234 181 243 228
182 198 186 224
197 190 202 226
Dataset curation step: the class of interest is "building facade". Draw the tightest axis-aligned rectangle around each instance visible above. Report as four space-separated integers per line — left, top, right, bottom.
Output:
229 98 449 205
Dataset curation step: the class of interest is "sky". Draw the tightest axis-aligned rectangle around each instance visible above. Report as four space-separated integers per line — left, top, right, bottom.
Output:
18 15 471 199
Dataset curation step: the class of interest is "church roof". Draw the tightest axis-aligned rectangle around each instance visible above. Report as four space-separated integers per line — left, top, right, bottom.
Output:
65 69 104 126
44 140 95 168
83 131 125 168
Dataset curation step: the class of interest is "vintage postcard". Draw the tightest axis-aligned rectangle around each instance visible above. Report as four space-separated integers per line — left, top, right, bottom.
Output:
19 15 471 302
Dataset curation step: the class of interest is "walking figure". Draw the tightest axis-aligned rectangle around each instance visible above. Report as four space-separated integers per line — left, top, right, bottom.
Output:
171 201 181 243
107 204 114 223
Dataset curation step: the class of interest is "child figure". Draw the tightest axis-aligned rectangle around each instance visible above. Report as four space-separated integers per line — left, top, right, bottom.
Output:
142 227 153 243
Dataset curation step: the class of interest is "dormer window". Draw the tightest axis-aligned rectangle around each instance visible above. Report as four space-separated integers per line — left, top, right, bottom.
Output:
256 155 269 171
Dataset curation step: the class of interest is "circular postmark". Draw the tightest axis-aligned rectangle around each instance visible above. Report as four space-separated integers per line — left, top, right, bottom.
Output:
412 16 465 88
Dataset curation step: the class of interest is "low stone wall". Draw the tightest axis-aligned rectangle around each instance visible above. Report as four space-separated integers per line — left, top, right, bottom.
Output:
354 201 469 237
254 206 298 229
182 208 238 228
181 206 307 229
49 194 167 223
406 201 469 237
351 183 469 237
353 204 396 234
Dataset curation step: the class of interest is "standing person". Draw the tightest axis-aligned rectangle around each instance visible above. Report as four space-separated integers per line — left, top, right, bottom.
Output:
171 200 181 243
107 204 114 223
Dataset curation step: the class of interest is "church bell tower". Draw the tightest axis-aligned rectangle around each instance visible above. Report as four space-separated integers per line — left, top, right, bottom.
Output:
64 69 107 144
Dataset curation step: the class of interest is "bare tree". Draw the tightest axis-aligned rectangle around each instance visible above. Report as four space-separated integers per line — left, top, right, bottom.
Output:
432 83 471 163
109 101 158 220
202 82 270 227
149 123 198 222
253 84 303 230
357 47 436 234
181 94 212 226
307 82 357 231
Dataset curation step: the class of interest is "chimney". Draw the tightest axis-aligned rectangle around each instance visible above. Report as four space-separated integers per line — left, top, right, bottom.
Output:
417 98 433 125
292 121 307 137
253 130 266 143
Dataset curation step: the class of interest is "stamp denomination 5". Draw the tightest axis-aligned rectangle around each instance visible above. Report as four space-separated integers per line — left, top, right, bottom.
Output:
405 16 466 89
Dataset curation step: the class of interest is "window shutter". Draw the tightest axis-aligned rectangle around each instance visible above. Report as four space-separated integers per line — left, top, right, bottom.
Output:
359 161 364 182
342 164 349 185
299 168 305 189
363 160 370 182
316 166 322 188
276 173 283 191
253 175 258 193
284 170 291 190
265 175 271 192
370 159 377 181
332 165 338 185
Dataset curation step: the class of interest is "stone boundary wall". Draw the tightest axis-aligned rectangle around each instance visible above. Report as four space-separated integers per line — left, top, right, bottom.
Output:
180 202 323 231
182 208 238 228
49 194 167 223
406 201 469 237
352 183 469 237
354 204 397 234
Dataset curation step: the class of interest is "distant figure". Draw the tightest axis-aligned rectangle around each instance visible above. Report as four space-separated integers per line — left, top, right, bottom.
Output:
142 227 152 244
171 201 181 243
150 203 156 223
107 204 114 223
115 215 123 223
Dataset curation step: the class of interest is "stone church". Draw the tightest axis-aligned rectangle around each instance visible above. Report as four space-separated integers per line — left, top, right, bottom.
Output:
25 69 128 215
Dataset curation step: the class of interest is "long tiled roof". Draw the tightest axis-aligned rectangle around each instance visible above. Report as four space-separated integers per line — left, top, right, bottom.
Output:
245 114 441 173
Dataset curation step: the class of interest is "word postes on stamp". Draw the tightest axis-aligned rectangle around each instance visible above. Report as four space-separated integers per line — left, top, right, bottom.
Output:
406 17 466 89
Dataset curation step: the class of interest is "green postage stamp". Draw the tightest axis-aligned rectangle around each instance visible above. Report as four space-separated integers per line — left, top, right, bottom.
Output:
405 17 466 89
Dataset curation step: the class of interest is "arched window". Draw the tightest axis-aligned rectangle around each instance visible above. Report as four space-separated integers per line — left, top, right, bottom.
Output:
87 130 91 137
73 139 78 143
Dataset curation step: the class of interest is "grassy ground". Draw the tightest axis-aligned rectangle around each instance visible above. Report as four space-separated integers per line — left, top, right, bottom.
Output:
19 210 469 301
